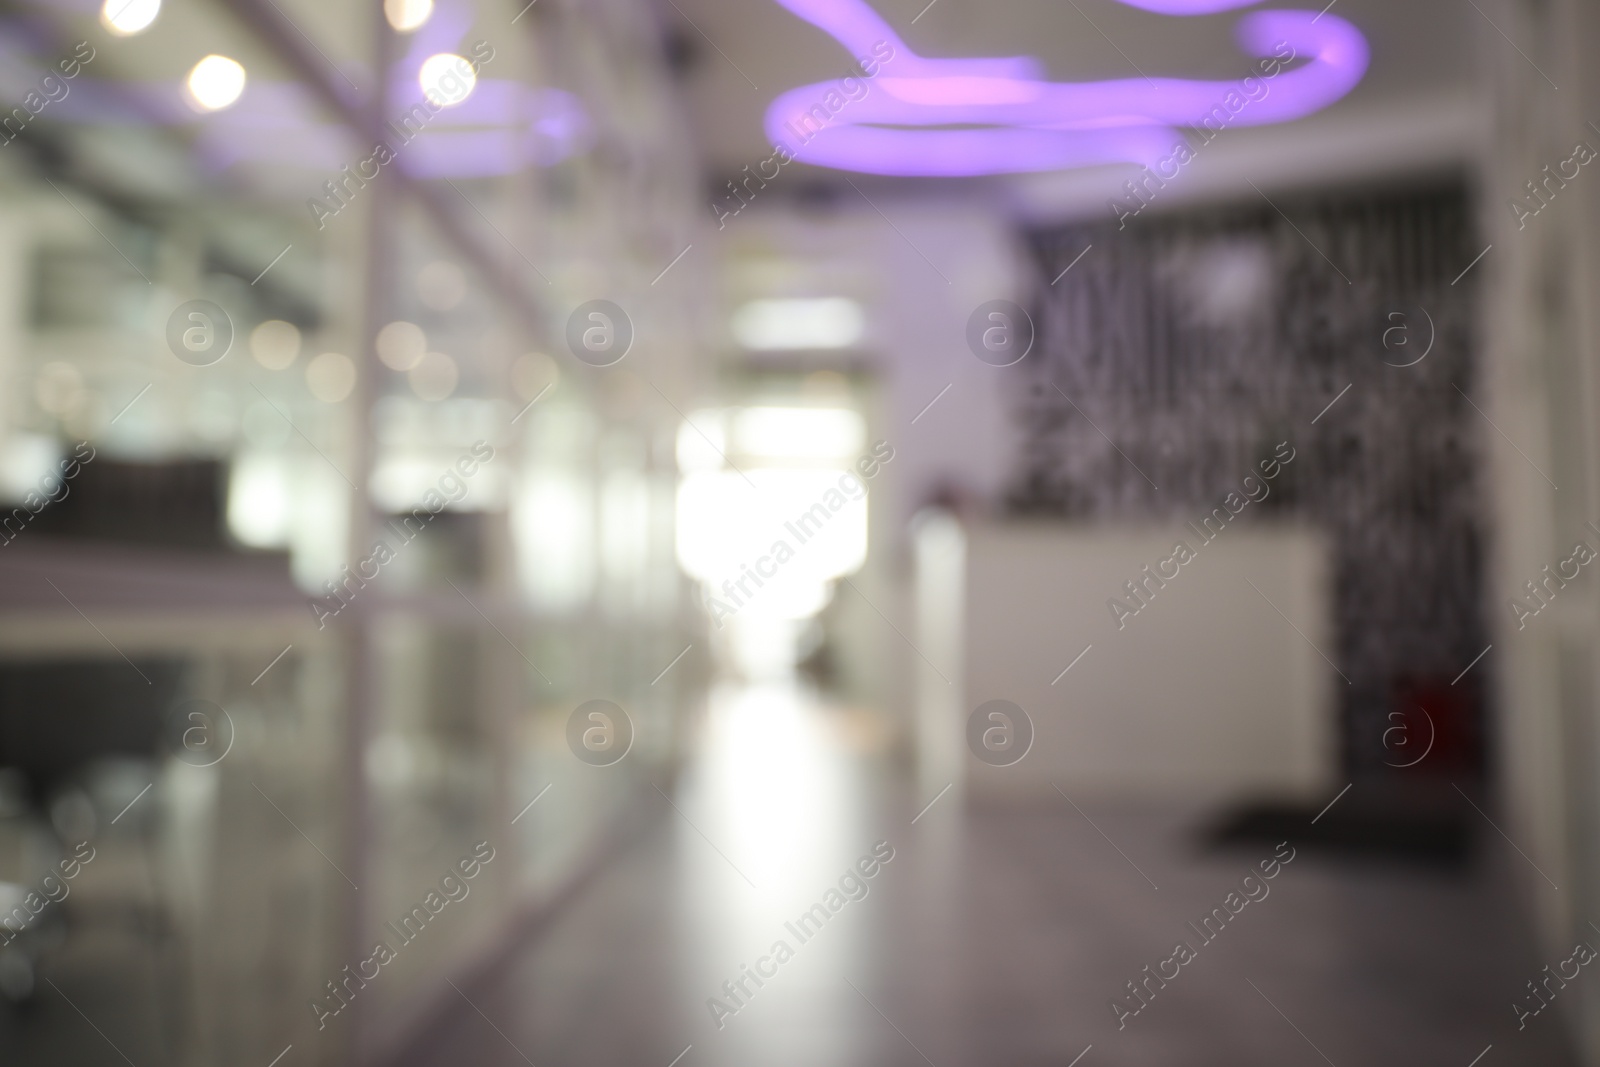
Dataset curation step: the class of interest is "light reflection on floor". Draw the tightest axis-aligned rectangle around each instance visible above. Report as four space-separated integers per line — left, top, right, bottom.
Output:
687 681 877 904
671 680 916 1062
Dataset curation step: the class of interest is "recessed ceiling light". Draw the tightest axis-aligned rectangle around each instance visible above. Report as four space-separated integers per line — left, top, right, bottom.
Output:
419 54 476 108
384 0 433 32
375 321 427 371
101 0 160 36
249 320 301 370
306 352 355 403
186 55 246 112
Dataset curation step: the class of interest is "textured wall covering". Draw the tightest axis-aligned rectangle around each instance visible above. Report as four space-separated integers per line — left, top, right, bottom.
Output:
1010 183 1486 776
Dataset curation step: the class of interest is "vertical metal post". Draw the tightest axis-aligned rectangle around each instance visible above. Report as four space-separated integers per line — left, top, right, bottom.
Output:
344 5 394 1064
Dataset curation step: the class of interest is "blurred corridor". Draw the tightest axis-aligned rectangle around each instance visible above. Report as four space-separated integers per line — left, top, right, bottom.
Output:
395 681 1576 1067
1 0 1599 1063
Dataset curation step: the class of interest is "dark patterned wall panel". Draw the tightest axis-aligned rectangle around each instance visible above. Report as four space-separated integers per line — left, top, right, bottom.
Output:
1010 183 1485 776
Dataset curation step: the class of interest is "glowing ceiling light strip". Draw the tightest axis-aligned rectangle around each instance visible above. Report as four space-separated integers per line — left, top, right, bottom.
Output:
762 0 1369 176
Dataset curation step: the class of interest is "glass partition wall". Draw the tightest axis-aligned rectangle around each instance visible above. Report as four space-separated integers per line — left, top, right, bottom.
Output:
0 0 706 1063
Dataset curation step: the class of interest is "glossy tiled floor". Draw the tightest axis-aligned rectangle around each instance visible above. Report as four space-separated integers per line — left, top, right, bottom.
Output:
399 684 1579 1067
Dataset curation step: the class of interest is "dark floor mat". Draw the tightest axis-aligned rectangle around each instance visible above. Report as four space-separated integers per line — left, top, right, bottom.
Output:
1200 788 1477 870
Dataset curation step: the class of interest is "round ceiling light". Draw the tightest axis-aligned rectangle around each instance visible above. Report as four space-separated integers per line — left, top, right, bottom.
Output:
384 0 434 31
419 54 476 108
186 54 247 112
101 0 160 36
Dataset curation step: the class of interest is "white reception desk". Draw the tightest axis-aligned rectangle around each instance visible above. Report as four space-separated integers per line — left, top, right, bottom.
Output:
913 515 1336 805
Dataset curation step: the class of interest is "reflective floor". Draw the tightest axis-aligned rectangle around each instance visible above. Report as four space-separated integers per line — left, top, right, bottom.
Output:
397 683 1577 1067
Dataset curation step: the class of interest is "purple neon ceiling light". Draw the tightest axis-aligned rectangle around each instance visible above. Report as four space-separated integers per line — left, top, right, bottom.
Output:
762 0 1369 176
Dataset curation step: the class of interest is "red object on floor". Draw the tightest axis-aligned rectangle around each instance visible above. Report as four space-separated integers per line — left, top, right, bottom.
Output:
1388 677 1481 777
